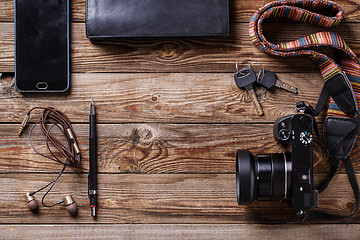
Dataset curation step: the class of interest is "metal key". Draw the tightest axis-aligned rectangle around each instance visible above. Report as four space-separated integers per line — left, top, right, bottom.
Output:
257 69 298 94
234 67 264 116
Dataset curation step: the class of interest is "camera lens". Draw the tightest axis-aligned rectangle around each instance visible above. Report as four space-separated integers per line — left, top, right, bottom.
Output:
236 150 256 204
236 150 292 205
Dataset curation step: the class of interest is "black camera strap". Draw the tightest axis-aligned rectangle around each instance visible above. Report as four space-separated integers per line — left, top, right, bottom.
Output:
309 99 360 219
250 0 360 219
302 156 359 220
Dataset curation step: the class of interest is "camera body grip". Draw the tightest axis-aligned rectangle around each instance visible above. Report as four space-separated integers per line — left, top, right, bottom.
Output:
274 114 319 215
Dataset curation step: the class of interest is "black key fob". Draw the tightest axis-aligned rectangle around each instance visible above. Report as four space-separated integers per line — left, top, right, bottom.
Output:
234 67 257 90
257 69 277 89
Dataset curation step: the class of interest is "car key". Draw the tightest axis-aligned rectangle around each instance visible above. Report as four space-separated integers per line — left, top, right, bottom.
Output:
257 69 298 94
234 67 264 116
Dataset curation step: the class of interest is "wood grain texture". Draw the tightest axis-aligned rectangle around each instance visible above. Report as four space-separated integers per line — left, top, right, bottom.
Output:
1 224 359 240
1 123 358 174
0 173 359 224
0 72 325 123
1 22 360 73
2 0 360 231
1 0 359 23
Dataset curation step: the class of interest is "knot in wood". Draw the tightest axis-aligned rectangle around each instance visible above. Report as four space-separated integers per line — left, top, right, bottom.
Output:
346 201 355 209
130 126 156 144
160 43 178 58
152 94 160 102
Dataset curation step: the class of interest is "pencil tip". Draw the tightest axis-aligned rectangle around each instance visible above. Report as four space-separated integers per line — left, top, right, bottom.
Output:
90 98 95 114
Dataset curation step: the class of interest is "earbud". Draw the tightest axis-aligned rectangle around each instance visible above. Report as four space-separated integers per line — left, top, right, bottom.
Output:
25 193 39 212
64 195 77 215
26 193 77 215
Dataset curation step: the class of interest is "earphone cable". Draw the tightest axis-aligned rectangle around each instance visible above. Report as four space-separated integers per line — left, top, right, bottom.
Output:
25 107 81 208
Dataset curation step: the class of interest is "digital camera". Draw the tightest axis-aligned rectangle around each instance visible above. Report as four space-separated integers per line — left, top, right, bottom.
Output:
236 114 319 216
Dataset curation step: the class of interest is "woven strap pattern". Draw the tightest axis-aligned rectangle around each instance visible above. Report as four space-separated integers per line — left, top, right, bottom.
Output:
249 0 360 118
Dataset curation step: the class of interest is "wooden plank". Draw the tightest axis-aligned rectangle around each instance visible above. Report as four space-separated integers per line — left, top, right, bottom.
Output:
0 173 359 224
0 0 14 22
1 123 358 174
0 72 325 123
1 224 359 240
0 123 327 173
2 22 360 73
1 0 359 23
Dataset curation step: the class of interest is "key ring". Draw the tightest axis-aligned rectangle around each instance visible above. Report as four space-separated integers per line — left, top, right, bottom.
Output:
235 59 251 72
249 61 265 73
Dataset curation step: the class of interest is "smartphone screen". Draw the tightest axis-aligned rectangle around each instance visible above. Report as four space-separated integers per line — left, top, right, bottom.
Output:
15 0 69 92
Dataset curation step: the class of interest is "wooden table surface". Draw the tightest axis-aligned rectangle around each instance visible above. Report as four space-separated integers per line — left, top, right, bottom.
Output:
1 0 360 239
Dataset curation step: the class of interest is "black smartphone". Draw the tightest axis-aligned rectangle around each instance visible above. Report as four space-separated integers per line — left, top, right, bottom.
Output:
15 0 70 92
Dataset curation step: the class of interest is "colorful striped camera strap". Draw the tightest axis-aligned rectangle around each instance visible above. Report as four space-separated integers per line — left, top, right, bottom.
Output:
250 0 360 219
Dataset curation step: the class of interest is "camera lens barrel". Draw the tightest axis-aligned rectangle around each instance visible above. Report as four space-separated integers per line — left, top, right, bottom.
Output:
236 150 256 204
236 150 292 205
257 153 292 201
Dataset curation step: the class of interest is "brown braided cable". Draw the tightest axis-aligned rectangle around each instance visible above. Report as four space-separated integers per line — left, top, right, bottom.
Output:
19 107 81 166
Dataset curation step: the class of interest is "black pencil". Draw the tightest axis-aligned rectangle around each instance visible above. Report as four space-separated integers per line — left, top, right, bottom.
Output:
89 98 97 217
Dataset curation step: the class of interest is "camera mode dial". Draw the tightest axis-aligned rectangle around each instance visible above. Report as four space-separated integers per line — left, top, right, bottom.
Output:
299 131 312 145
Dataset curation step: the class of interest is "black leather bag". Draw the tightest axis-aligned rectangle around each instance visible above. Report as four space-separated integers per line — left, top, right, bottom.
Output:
86 0 229 39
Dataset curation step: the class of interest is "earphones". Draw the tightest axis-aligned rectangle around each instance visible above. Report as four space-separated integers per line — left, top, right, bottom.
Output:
25 193 77 215
25 193 39 211
19 107 81 216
